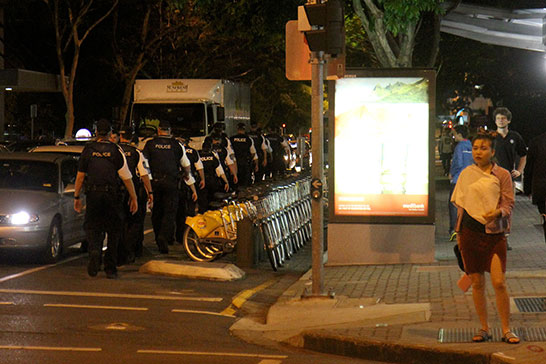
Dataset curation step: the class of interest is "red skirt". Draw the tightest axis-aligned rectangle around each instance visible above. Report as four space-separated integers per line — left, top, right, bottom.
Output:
458 226 507 274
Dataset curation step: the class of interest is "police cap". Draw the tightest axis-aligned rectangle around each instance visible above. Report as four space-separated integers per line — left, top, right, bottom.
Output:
96 119 112 136
237 122 246 129
158 119 171 130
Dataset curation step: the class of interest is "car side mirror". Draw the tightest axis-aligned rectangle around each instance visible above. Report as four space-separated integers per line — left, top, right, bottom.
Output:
63 183 75 194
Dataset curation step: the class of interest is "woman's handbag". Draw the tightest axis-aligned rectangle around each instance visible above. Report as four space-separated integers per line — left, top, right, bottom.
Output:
453 244 471 292
453 244 465 272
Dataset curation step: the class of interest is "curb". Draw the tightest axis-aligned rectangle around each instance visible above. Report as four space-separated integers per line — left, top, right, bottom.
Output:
301 332 512 364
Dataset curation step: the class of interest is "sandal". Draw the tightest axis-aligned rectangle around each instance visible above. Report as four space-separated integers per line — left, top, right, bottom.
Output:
502 331 520 344
472 329 491 342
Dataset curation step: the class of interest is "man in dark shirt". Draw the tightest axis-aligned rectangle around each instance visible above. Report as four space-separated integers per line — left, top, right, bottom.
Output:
230 123 258 187
74 119 138 279
142 120 197 254
494 107 527 179
493 107 527 250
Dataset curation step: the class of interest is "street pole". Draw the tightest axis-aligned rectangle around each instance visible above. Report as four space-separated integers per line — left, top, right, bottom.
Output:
310 50 324 296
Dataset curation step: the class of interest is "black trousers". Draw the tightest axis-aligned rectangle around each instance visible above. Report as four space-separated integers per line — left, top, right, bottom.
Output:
84 190 123 274
175 186 191 243
151 181 179 250
236 160 252 187
197 177 221 213
118 185 145 263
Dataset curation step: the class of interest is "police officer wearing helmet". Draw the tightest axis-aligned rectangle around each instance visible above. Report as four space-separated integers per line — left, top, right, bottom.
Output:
117 125 153 264
230 122 258 187
74 119 138 279
142 120 197 254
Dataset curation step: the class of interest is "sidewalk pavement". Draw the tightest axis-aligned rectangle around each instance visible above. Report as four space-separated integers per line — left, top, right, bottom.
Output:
231 176 546 364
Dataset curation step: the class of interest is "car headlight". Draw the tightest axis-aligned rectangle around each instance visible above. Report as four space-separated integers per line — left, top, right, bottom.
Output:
8 211 39 225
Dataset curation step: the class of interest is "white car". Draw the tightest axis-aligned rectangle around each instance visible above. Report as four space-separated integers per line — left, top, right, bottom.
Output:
0 153 86 262
29 145 84 157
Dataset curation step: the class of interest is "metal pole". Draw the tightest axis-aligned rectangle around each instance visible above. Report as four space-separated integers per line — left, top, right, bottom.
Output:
310 50 324 296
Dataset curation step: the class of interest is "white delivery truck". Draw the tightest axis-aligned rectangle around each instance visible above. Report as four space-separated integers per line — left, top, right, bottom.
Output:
131 79 250 149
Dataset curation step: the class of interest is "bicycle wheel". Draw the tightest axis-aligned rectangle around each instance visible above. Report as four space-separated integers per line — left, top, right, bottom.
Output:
182 226 218 262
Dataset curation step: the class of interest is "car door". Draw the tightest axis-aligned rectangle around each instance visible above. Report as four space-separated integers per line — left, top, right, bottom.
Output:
60 158 82 243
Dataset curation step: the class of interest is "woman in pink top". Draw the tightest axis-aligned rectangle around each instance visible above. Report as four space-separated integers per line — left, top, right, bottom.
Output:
451 132 519 344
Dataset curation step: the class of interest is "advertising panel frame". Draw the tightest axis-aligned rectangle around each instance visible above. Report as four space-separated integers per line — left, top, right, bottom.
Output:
328 68 436 225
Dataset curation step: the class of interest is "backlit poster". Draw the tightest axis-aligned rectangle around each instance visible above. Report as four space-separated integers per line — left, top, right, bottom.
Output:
331 70 435 222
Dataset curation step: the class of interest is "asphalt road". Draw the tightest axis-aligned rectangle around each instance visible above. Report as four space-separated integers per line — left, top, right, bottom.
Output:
0 223 392 364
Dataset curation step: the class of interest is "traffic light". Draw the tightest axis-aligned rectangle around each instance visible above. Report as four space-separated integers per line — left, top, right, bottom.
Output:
302 0 344 56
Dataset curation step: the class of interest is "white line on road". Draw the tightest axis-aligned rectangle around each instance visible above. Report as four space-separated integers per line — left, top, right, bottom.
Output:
0 288 222 302
0 345 101 352
171 309 235 318
0 254 85 283
44 303 149 311
137 350 287 359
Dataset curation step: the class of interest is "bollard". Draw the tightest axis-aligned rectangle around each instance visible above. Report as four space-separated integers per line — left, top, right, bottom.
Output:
236 217 255 268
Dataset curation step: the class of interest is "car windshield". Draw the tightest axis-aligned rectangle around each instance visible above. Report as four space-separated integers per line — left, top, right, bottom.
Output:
0 160 58 192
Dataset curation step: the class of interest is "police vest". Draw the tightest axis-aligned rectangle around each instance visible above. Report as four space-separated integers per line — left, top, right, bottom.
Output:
79 141 124 187
184 146 200 181
120 143 141 185
143 136 183 180
230 134 252 162
248 132 265 159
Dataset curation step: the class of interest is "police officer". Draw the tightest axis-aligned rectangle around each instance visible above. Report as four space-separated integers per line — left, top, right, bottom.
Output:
117 126 153 264
206 122 235 161
198 139 230 212
230 123 258 187
266 126 290 178
211 132 238 186
142 120 197 254
247 121 268 183
74 119 138 279
175 132 204 243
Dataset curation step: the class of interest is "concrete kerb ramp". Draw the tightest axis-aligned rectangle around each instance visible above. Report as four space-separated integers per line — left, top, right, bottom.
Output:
139 260 245 281
230 269 432 344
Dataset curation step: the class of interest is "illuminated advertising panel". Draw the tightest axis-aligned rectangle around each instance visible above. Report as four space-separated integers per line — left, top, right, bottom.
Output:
329 69 435 224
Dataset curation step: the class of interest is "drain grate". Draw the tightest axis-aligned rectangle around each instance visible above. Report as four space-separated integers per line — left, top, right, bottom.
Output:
514 297 546 312
438 327 536 343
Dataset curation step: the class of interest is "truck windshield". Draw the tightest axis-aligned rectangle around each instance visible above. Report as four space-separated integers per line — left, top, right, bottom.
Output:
132 103 206 137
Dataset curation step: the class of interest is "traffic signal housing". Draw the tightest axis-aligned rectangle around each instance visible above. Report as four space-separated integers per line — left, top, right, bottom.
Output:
302 0 344 56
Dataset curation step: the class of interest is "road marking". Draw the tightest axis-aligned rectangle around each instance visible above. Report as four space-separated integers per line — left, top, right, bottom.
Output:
44 303 148 311
221 279 276 316
0 288 222 302
137 349 287 359
0 345 101 352
171 309 235 318
0 254 85 283
0 302 14 305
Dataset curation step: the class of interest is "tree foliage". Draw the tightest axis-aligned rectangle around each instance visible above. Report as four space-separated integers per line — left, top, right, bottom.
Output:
351 0 445 67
